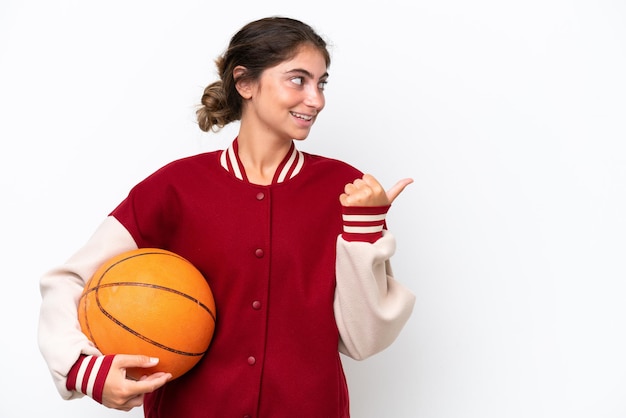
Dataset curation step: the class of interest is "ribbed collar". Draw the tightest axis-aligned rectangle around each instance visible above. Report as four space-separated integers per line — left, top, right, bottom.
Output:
219 138 305 185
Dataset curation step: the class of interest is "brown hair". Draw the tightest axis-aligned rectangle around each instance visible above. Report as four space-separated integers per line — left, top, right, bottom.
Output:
196 16 331 132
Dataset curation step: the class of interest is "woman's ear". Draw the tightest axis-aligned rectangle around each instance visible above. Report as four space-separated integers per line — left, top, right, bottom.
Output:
233 66 253 99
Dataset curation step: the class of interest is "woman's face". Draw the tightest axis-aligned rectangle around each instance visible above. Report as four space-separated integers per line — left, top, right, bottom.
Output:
242 44 329 142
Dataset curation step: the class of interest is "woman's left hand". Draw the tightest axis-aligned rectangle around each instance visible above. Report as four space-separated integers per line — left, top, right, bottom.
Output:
340 174 413 207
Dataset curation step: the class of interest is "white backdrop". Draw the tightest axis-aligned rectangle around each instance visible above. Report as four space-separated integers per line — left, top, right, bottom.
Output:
1 1 625 417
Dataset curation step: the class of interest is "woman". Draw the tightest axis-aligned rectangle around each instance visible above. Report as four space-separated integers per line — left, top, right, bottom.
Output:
38 16 416 418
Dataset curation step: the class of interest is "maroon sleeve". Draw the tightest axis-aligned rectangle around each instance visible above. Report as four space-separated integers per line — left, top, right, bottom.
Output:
341 205 390 243
66 355 115 404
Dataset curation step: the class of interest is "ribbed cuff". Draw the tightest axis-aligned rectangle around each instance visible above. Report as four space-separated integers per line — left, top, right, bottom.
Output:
341 205 390 243
66 354 115 404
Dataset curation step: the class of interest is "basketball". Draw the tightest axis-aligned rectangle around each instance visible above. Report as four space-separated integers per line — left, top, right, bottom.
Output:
78 248 216 380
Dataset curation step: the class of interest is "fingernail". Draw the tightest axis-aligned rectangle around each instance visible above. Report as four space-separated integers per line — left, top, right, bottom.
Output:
149 357 159 364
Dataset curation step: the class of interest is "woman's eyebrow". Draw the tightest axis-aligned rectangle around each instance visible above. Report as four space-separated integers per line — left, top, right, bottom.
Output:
285 68 329 80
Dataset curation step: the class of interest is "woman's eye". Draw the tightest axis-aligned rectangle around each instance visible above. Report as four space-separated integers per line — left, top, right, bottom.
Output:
318 80 328 90
291 77 304 86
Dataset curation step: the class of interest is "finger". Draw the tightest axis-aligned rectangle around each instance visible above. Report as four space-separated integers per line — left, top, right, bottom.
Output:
343 183 357 195
132 372 172 394
361 173 383 191
386 178 414 204
352 178 366 188
115 355 160 370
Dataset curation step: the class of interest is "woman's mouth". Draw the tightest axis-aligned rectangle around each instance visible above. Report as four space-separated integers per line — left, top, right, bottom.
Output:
290 111 314 121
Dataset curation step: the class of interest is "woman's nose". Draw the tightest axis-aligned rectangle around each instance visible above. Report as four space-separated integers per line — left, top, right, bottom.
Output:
304 86 325 110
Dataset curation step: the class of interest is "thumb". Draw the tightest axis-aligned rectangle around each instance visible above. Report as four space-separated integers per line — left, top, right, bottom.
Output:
386 178 414 204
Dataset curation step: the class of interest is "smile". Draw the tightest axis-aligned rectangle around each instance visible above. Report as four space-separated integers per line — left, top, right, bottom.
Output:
290 111 313 121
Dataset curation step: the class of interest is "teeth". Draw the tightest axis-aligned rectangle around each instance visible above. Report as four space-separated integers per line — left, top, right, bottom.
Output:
291 112 313 121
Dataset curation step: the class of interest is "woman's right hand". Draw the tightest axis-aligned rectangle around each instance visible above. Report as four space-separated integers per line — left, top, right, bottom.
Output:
101 355 172 411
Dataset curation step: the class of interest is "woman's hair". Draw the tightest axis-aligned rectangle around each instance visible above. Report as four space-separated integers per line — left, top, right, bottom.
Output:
196 16 331 132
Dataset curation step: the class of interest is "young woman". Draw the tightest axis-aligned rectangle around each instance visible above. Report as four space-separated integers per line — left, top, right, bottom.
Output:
38 16 416 418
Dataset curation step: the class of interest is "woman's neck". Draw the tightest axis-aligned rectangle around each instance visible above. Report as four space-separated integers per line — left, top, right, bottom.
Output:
235 134 293 185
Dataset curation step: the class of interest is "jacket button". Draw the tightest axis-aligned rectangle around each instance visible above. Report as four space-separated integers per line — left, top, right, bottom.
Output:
256 192 265 200
247 356 256 365
255 248 264 258
252 300 261 310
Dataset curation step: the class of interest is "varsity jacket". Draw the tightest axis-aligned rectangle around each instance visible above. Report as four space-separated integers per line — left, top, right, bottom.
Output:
38 140 416 418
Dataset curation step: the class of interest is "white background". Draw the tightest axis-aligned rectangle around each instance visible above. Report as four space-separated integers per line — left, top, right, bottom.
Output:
1 1 625 417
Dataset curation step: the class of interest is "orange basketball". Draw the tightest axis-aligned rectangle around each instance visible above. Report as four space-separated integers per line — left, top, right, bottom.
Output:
78 248 216 380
